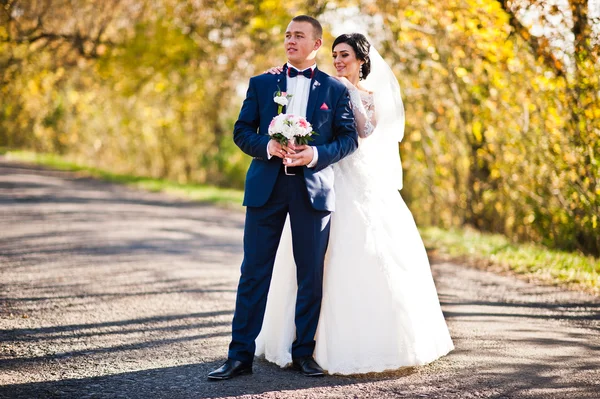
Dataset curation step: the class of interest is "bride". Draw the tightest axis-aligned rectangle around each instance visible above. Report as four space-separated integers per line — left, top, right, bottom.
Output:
257 33 454 375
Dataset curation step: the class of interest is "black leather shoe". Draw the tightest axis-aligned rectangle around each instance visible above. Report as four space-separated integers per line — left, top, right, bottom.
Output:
207 359 252 380
292 356 325 377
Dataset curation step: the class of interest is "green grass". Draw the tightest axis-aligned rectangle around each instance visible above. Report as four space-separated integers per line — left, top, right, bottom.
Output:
2 150 244 208
421 226 600 295
3 149 598 295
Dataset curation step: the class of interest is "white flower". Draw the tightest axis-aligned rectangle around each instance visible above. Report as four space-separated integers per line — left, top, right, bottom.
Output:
273 96 289 107
269 114 285 133
281 117 294 139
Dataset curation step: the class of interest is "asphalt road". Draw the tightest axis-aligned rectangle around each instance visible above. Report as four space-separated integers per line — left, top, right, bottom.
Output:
1 157 599 399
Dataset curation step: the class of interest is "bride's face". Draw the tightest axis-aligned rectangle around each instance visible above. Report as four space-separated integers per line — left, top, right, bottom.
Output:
332 43 362 81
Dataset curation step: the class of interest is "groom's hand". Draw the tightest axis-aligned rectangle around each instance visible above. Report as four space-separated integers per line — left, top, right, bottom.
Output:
268 139 294 159
285 145 314 166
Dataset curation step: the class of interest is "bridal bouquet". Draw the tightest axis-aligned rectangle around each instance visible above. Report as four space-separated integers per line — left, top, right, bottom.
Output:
268 113 316 147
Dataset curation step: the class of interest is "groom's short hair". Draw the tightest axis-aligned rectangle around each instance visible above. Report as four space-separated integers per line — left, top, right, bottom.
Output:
292 15 323 39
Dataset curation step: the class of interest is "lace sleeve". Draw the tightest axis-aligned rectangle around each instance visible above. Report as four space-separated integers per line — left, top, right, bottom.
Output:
348 88 377 138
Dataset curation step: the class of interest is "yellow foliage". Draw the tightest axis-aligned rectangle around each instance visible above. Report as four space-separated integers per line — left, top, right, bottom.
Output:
2 0 599 256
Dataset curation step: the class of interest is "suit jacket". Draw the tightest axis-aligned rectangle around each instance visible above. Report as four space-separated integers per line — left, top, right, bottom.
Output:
233 67 358 212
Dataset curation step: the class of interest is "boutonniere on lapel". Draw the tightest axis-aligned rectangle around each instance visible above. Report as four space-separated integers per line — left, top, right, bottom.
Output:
312 80 321 89
273 88 293 115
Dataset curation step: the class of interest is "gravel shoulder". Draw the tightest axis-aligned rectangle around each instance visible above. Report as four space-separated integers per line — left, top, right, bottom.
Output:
1 157 599 399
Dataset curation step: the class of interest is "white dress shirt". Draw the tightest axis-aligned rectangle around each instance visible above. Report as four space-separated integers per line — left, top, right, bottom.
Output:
267 63 318 168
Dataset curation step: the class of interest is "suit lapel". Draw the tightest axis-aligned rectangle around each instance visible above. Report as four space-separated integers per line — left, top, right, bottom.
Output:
306 68 322 123
275 64 287 114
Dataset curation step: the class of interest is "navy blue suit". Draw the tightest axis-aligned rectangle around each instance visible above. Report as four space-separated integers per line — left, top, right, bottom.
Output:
229 67 358 364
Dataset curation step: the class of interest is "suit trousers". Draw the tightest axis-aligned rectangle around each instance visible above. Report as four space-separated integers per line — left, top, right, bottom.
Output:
228 167 331 364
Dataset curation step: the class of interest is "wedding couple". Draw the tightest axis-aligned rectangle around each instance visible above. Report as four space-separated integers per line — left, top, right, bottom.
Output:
208 14 453 380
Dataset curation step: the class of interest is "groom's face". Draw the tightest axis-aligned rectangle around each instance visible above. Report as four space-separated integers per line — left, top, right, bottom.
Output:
285 21 322 67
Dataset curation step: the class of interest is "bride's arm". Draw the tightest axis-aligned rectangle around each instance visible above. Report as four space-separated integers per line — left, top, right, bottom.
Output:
335 77 377 138
347 88 377 138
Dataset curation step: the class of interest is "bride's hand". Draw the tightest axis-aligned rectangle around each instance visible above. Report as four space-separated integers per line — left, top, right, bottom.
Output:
264 66 284 75
334 76 356 90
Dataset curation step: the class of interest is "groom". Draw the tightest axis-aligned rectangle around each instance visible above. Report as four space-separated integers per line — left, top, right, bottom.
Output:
208 15 358 380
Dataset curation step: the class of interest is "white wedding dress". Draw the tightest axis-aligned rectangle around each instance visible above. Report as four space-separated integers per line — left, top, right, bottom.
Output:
255 89 454 375
256 48 453 374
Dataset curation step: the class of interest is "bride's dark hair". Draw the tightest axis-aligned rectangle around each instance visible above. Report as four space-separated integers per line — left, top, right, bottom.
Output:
332 33 371 79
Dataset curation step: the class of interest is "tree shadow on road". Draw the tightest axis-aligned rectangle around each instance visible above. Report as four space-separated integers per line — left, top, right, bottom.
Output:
2 350 600 399
0 359 420 399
